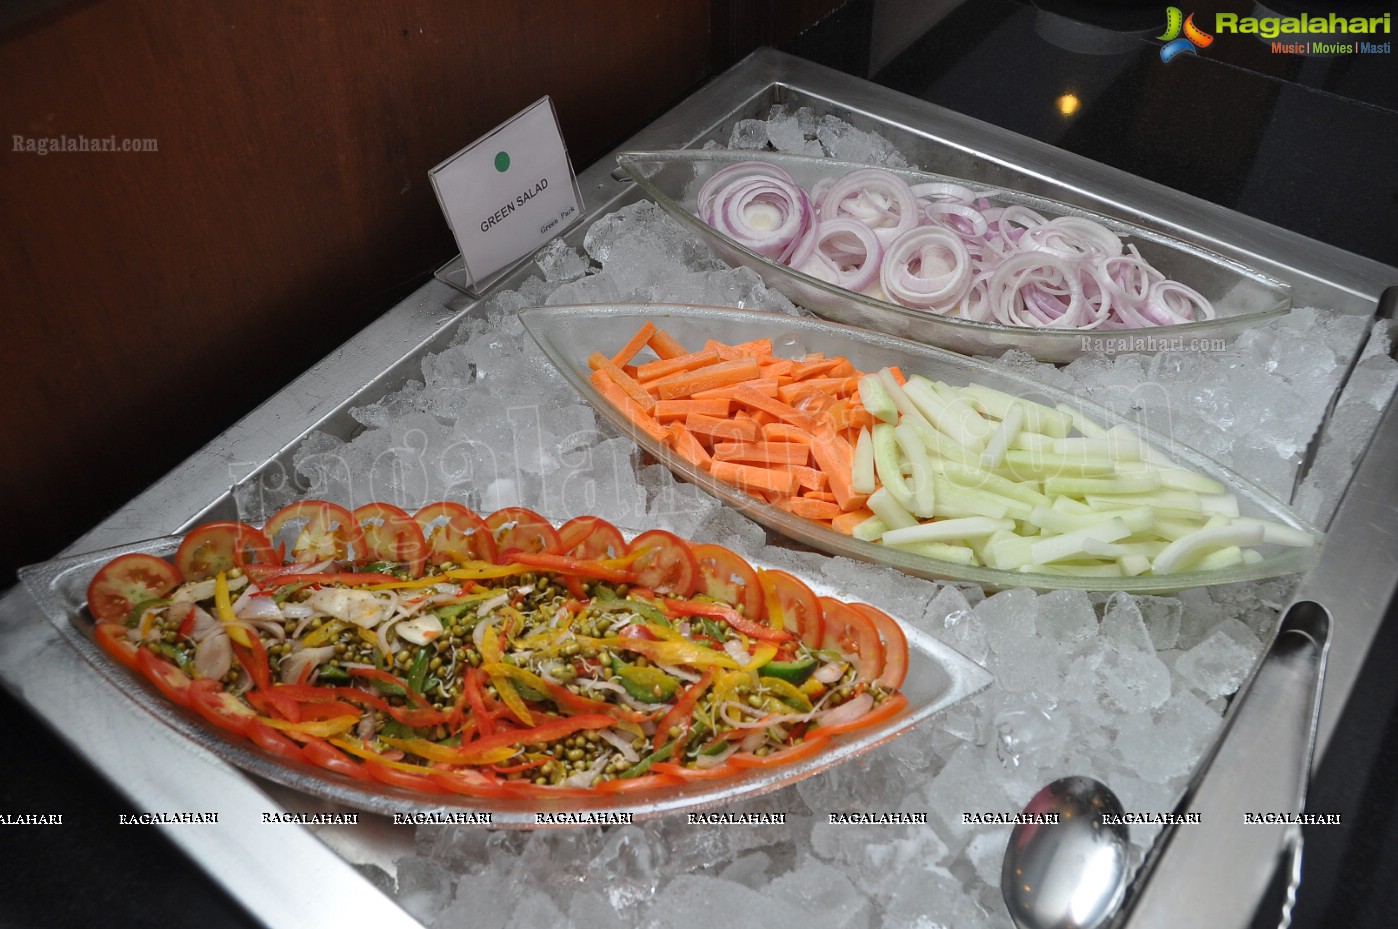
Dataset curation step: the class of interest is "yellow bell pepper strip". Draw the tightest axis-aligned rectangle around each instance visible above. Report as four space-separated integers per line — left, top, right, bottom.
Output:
758 675 814 712
259 714 360 739
598 635 740 669
479 661 539 726
214 571 253 647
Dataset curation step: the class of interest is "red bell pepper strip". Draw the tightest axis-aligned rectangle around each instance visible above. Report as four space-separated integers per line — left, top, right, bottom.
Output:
653 667 715 753
660 598 795 643
433 713 616 765
506 551 636 584
231 636 272 691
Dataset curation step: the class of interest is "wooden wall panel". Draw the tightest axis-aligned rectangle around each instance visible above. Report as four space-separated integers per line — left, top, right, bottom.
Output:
0 0 712 578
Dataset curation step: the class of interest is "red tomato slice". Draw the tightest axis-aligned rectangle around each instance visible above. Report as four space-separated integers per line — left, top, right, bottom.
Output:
352 502 428 577
692 543 764 619
86 553 183 624
485 507 560 559
818 596 884 684
263 500 363 563
300 737 373 781
246 719 307 765
187 678 258 738
557 516 626 561
414 501 497 565
174 521 278 580
135 647 195 707
626 530 698 597
758 569 823 647
93 621 140 669
851 603 909 690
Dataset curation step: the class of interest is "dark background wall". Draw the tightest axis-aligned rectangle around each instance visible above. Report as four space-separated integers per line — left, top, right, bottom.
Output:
0 0 846 582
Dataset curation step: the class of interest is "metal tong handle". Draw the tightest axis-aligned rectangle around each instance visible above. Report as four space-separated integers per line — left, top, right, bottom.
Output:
1112 599 1331 929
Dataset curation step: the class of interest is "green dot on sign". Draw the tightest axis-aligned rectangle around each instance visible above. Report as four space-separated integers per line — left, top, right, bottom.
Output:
494 151 510 172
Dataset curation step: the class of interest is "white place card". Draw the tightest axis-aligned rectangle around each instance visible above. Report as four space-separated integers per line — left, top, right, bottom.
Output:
430 97 583 295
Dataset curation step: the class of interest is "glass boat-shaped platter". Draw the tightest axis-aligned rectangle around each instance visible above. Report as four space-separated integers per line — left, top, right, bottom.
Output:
20 532 992 827
617 149 1293 364
521 303 1322 594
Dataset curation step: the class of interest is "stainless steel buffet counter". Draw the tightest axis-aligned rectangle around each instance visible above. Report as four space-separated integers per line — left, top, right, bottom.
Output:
2 49 1396 929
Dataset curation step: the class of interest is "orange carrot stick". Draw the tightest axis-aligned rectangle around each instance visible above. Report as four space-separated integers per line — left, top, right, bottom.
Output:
684 413 759 444
655 357 762 400
653 398 732 422
589 352 656 412
761 422 814 445
635 349 721 383
832 508 876 535
610 322 658 368
783 497 845 520
732 385 818 430
647 328 688 360
693 378 779 400
595 376 668 444
711 442 812 467
666 423 712 470
809 430 860 510
709 460 799 496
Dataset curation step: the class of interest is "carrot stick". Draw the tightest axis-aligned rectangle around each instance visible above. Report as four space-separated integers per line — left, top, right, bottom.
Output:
653 399 732 422
635 349 721 383
610 322 657 368
666 423 711 470
711 442 812 467
784 465 828 492
655 357 762 400
791 357 846 380
784 497 844 520
761 422 814 445
684 413 759 444
647 328 688 360
693 378 779 400
589 352 656 412
809 430 860 510
710 460 799 496
707 338 773 359
732 385 818 430
595 376 668 444
799 489 840 503
759 358 797 378
832 508 875 535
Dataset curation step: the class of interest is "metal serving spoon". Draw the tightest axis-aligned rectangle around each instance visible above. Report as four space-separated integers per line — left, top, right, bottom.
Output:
1001 776 1131 929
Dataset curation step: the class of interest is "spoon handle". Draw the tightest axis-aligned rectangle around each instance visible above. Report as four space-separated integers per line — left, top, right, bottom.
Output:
1113 599 1330 929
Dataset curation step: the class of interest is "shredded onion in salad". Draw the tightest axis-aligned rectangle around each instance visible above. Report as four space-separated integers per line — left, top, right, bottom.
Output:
697 162 1217 329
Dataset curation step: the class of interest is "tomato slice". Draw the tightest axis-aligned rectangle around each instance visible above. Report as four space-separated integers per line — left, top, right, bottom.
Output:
93 621 141 669
692 543 764 619
187 678 258 738
86 553 183 624
626 530 698 597
484 507 560 559
263 500 363 563
851 603 909 690
557 516 626 561
758 569 823 647
818 596 884 684
352 502 428 577
135 647 195 707
174 521 278 580
414 501 497 565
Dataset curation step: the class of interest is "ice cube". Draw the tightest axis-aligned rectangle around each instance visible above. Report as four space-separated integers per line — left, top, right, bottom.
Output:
1137 595 1182 650
503 892 569 929
1115 690 1222 781
1100 591 1153 652
728 118 770 150
1097 643 1172 714
534 237 591 282
766 861 873 929
1034 588 1098 646
1176 628 1257 699
394 855 456 925
973 588 1038 657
